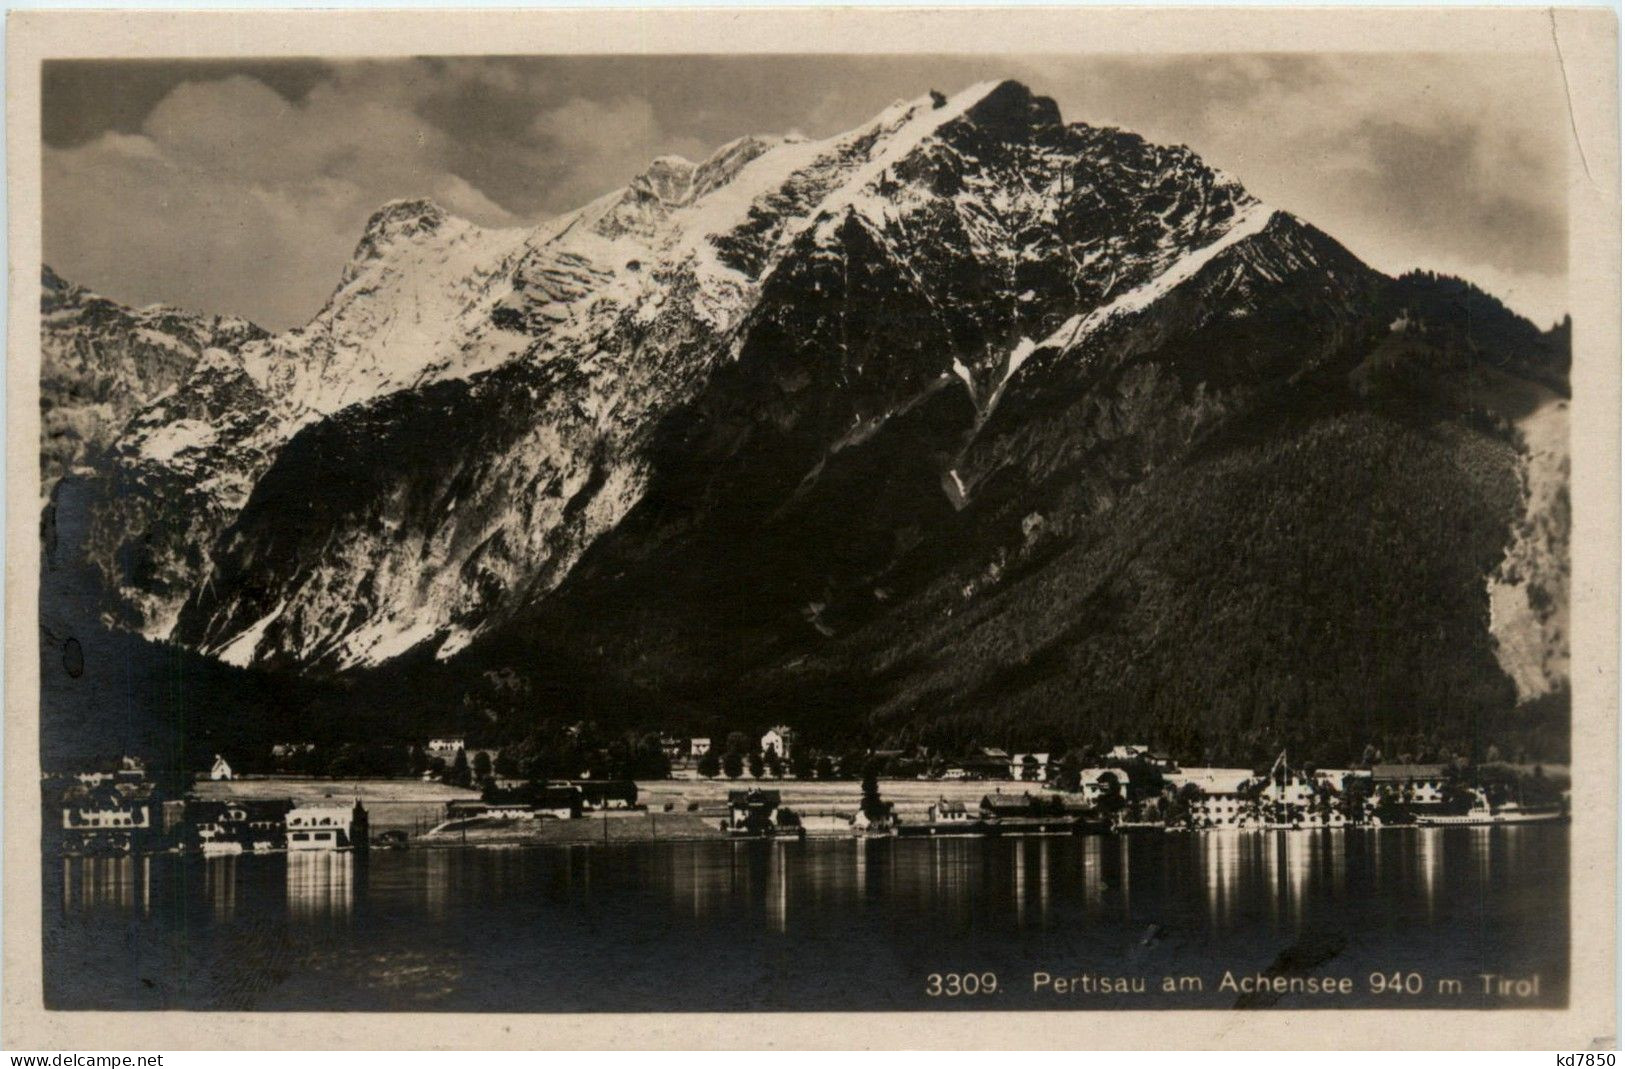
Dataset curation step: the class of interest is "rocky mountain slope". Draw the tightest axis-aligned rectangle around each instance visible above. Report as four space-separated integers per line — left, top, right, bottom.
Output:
40 265 265 499
55 79 1570 763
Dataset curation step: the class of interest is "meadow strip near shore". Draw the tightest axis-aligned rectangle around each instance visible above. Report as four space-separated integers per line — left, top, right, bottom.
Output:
191 775 1047 841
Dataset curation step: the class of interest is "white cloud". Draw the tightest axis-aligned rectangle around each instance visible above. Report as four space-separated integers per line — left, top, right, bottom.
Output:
43 69 534 328
45 132 371 329
1024 53 1569 322
41 56 1572 329
528 96 710 208
429 173 518 223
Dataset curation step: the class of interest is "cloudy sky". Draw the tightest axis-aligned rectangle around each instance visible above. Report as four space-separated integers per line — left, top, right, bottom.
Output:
43 54 1569 330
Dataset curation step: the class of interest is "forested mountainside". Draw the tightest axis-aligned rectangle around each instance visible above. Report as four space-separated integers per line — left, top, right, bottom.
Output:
43 80 1569 767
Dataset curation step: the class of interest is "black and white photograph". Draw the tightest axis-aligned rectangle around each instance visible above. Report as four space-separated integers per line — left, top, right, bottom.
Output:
6 6 1619 1051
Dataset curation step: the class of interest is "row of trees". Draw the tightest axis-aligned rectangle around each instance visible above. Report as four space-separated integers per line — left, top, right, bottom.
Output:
698 747 828 780
220 721 680 786
249 737 1535 787
694 747 914 781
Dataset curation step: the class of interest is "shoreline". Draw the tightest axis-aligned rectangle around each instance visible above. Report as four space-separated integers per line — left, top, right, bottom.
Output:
53 775 1567 859
51 816 1569 862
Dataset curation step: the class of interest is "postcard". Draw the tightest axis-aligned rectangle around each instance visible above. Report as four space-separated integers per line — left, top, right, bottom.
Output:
4 6 1618 1050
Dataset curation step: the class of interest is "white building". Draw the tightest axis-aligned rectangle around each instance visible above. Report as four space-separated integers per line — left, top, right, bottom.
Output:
1264 774 1317 810
850 803 897 832
761 726 796 761
1313 768 1370 793
62 785 157 832
1104 744 1175 770
1165 767 1257 827
1371 764 1448 807
1076 768 1128 806
209 754 234 781
287 801 369 851
1009 752 1050 781
690 737 712 757
59 782 160 852
426 735 465 759
1237 754 1364 825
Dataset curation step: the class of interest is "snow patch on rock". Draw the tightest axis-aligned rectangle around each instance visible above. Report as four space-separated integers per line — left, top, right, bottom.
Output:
1045 202 1276 352
138 418 219 463
212 600 286 668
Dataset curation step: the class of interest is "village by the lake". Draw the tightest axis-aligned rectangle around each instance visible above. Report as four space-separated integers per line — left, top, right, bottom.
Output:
23 35 1599 1035
44 726 1573 1013
46 727 1570 859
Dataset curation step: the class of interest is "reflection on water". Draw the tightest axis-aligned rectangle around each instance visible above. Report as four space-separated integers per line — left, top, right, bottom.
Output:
423 846 450 919
1474 826 1494 888
286 851 357 924
1282 831 1310 925
767 842 786 933
1038 838 1051 925
47 826 1568 1013
1418 828 1441 920
61 856 151 915
1203 833 1242 927
1323 827 1347 888
207 856 237 921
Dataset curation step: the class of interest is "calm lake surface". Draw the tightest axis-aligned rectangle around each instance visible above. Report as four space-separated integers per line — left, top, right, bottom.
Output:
45 826 1566 1012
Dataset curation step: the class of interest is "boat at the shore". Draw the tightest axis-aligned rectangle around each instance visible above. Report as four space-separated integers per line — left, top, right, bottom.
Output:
1114 821 1167 834
1414 793 1567 827
724 824 807 840
897 816 1113 838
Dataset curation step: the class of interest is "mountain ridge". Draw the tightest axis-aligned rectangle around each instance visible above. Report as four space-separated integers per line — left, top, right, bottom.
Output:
40 265 267 501
43 78 1570 763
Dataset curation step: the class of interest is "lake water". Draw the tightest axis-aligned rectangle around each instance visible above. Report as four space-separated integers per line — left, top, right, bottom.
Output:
44 826 1567 1012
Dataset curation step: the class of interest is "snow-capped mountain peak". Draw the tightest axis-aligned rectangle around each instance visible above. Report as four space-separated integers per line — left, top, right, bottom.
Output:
69 79 1470 675
40 265 268 502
